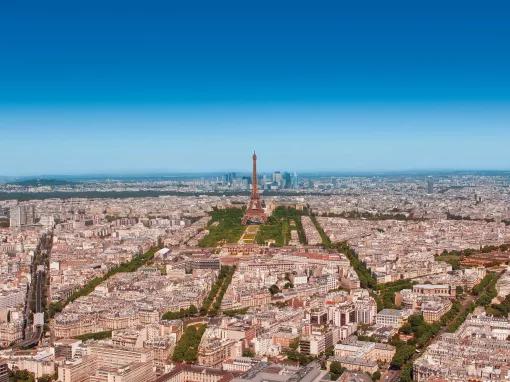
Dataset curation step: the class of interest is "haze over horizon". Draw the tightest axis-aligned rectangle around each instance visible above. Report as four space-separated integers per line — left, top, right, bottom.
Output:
1 0 510 176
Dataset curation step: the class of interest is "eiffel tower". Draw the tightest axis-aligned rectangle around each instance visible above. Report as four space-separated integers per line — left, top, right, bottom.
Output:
241 151 268 225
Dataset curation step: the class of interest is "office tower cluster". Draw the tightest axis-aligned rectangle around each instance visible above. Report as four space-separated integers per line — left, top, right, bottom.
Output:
266 171 297 190
224 171 298 191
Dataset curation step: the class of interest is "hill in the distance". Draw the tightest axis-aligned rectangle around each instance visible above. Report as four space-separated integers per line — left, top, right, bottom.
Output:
8 178 78 187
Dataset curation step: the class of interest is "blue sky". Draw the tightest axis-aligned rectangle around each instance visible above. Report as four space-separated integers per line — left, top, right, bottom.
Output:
1 0 510 175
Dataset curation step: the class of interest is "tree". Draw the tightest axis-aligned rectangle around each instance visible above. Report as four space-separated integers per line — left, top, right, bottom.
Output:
188 304 198 315
391 343 415 368
198 208 245 247
399 322 412 335
269 284 280 295
371 370 381 381
10 370 36 382
74 330 112 341
329 361 345 379
39 374 57 382
172 324 207 362
289 338 299 350
400 363 413 382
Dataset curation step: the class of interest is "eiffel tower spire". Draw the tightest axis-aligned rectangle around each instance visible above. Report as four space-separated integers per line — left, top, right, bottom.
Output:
242 151 267 225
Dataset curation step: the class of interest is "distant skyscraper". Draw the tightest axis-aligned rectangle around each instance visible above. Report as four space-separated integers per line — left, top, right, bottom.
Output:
242 176 251 189
224 172 236 184
262 174 268 190
272 171 283 187
26 205 35 224
427 177 434 194
9 204 35 227
292 172 298 189
282 172 292 189
9 206 22 227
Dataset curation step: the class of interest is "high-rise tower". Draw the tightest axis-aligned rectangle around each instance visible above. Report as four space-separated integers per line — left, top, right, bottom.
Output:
427 176 434 194
242 151 268 225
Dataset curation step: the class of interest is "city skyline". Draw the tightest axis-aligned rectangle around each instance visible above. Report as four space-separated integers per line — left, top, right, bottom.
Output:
2 2 510 380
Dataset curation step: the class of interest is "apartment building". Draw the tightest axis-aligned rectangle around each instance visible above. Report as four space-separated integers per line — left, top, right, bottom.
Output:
58 356 97 382
375 309 407 328
0 358 8 382
421 300 452 323
89 362 154 382
88 345 154 369
412 284 454 298
157 364 235 382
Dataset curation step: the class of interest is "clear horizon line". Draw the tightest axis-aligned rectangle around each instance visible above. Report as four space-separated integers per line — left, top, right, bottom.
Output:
2 167 510 179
